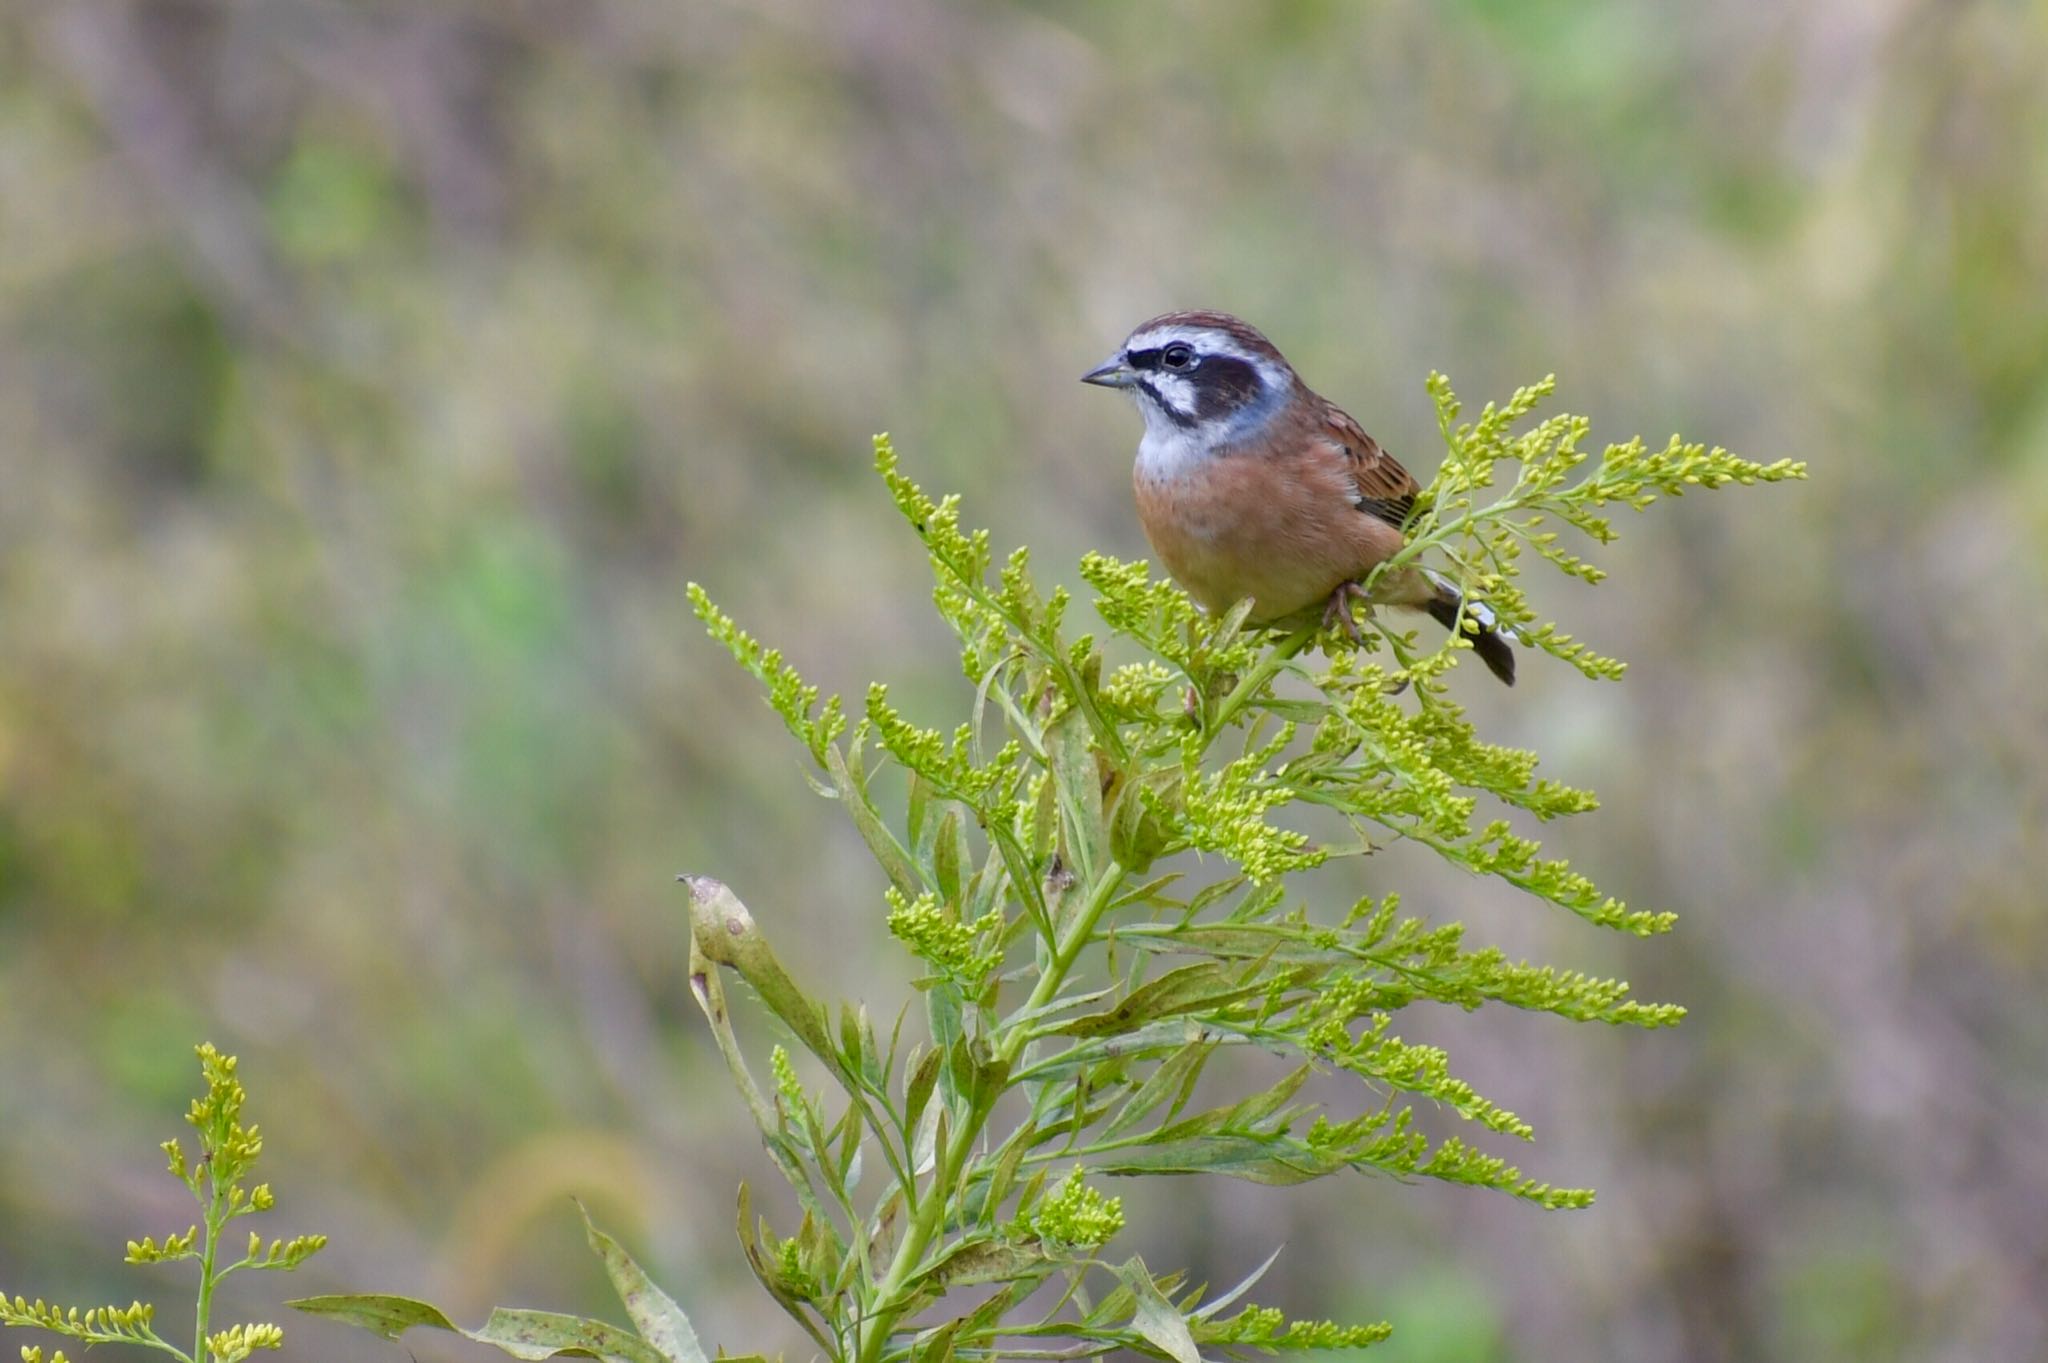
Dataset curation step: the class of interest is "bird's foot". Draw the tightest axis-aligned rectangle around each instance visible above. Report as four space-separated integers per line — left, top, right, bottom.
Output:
1320 580 1372 644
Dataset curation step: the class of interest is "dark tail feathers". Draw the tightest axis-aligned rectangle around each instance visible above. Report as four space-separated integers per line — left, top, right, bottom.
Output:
1425 584 1517 686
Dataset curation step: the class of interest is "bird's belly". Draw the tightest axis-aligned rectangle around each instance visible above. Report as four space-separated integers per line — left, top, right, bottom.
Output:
1134 456 1396 621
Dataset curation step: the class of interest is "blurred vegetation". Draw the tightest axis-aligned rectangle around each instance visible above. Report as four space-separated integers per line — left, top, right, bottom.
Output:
0 2 2043 1361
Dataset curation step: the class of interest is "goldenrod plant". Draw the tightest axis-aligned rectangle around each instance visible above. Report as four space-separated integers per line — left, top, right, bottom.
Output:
298 375 1800 1361
1 1046 325 1363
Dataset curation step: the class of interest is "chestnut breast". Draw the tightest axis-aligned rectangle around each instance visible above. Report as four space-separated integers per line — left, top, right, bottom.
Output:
1133 446 1408 622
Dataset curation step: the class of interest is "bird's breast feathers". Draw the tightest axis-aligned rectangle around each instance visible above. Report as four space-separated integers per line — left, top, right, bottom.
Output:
1133 444 1407 620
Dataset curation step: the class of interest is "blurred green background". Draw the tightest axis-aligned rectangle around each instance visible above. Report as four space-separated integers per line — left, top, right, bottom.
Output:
3 2 2045 1360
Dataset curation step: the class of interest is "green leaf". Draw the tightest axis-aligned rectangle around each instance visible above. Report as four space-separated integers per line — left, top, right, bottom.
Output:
1213 1063 1312 1132
1084 1276 1137 1327
932 806 969 906
973 1119 1036 1222
579 1205 708 1363
904 1044 942 1130
1103 1040 1216 1138
1094 1136 1344 1185
953 1282 1029 1347
1055 963 1262 1038
868 1186 906 1261
825 737 922 897
729 1184 836 1354
1119 922 1349 964
970 1048 1013 1119
291 1294 459 1340
797 1206 838 1287
836 1109 866 1192
920 1234 1050 1289
1189 1243 1285 1321
290 1296 665 1363
907 770 936 850
914 1319 963 1363
473 1310 669 1363
840 1002 874 1088
1046 703 1108 889
966 835 1013 924
1114 1259 1202 1363
928 979 965 1072
1011 1167 1049 1223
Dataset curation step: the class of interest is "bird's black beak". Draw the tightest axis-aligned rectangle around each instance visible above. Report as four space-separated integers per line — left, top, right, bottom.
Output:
1080 355 1137 389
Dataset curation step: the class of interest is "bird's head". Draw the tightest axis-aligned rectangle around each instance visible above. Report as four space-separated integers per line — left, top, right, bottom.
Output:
1081 311 1297 450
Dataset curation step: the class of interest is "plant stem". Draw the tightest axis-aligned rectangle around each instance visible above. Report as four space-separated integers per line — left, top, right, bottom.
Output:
1204 627 1312 743
853 859 1128 1363
193 1176 222 1363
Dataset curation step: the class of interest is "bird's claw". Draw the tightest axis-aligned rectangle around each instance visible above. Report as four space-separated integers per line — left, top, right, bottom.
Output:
1321 580 1372 644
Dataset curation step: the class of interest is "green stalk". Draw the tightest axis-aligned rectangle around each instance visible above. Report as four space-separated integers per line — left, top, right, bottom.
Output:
192 1176 225 1363
1203 627 1313 743
853 859 1128 1363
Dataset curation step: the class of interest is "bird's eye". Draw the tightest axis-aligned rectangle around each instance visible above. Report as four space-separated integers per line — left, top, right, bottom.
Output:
1161 343 1195 371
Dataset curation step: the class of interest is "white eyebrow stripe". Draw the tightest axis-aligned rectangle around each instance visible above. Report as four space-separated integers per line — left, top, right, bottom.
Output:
1124 325 1259 365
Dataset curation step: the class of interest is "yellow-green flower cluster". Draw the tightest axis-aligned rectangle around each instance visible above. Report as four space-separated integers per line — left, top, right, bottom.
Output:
1204 1303 1394 1351
770 1043 805 1111
876 435 993 591
688 583 845 766
1028 1168 1123 1251
885 888 1000 985
1099 660 1177 721
1280 1316 1395 1349
242 1231 327 1270
774 1235 819 1299
1300 975 1373 1053
1392 373 1803 685
1078 550 1260 677
180 1044 263 1192
1168 730 1324 884
0 1300 158 1351
205 1322 283 1363
125 1226 198 1264
865 685 1020 810
1416 1135 1593 1210
1341 1022 1534 1140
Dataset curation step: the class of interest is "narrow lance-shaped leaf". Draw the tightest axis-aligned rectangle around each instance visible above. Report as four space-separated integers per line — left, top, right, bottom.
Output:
1055 962 1263 1038
1102 1040 1216 1139
826 736 924 897
290 1296 665 1363
579 1204 708 1363
1114 1259 1202 1363
1045 702 1109 892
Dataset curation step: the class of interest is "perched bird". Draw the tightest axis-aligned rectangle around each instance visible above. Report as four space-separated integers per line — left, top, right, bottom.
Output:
1082 310 1516 684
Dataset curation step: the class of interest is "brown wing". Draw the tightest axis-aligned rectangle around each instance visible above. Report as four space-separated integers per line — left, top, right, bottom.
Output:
1315 396 1420 529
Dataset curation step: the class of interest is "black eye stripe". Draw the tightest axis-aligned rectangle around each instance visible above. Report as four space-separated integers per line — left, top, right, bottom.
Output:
1127 343 1204 372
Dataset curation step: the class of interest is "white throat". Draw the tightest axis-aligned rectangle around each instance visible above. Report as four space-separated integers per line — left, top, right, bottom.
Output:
1132 399 1214 484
